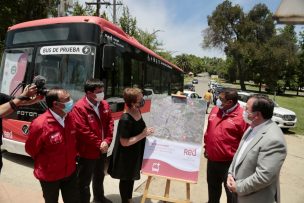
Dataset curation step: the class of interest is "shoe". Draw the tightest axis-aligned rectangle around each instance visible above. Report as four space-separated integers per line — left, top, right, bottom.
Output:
91 197 112 203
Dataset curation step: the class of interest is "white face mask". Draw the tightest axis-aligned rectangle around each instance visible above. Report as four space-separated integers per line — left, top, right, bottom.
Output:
243 111 253 124
216 99 223 109
95 92 104 102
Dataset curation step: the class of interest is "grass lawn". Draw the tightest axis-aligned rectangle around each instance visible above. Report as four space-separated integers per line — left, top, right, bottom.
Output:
222 82 304 136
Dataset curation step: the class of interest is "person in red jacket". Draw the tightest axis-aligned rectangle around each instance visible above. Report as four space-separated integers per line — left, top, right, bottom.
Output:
25 88 79 203
71 79 114 203
204 88 248 203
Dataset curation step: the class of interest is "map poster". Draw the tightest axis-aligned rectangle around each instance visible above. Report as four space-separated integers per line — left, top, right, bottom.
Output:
142 95 206 183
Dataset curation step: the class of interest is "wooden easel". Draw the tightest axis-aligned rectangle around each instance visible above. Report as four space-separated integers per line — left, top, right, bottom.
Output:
140 175 192 203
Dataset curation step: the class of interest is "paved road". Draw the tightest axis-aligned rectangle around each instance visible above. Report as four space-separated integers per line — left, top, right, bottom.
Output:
1 76 304 203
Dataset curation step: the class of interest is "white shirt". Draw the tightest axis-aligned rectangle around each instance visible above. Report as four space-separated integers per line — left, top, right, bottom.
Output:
222 103 238 118
86 97 100 118
49 109 65 127
234 121 269 171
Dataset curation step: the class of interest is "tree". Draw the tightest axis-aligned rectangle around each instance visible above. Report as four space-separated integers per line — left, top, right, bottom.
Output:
278 25 299 92
0 0 58 54
136 29 163 52
174 54 192 73
70 1 95 16
203 1 276 90
117 6 164 54
118 6 138 37
203 1 246 89
295 31 304 95
157 51 174 62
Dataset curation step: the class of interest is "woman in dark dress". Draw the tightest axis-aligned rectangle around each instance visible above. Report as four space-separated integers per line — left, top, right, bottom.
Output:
108 87 154 203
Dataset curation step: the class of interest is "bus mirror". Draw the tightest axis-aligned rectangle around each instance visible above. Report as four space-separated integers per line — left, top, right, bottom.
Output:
102 44 116 70
143 89 153 96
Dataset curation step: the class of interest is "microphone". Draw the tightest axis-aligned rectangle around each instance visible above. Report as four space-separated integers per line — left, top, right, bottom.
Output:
32 75 48 95
33 75 46 86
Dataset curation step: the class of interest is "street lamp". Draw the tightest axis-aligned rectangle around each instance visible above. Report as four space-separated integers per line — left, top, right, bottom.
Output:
151 29 164 35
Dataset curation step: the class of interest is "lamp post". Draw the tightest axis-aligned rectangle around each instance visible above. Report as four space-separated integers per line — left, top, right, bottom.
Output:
151 29 164 36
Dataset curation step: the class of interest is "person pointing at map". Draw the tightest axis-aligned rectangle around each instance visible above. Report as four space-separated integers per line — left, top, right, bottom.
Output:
108 87 154 203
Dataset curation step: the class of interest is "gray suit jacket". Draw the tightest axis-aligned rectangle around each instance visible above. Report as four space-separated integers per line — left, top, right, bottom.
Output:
229 120 287 203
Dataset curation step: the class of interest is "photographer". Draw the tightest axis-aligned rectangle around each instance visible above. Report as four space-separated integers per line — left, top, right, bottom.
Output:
0 84 41 174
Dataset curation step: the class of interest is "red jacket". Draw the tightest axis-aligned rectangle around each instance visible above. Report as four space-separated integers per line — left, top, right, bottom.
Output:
25 110 77 182
204 104 248 161
71 97 114 159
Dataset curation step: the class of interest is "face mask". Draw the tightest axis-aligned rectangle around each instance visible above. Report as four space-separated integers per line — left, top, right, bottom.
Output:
216 99 223 109
243 111 253 124
63 100 74 114
95 92 104 102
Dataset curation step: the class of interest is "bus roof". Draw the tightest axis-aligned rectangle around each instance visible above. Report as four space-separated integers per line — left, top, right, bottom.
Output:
8 16 183 72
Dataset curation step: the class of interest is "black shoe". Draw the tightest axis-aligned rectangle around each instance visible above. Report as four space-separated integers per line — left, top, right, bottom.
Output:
91 197 112 203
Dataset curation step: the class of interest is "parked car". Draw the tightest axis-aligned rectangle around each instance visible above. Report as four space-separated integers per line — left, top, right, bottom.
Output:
192 79 198 84
237 91 297 130
265 85 285 95
183 90 202 99
212 85 224 105
184 83 195 91
208 80 217 87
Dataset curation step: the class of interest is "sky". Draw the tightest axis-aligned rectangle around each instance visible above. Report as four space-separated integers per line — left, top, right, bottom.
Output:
80 0 304 58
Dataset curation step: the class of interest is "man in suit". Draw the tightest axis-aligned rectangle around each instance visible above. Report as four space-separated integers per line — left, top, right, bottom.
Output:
227 94 287 203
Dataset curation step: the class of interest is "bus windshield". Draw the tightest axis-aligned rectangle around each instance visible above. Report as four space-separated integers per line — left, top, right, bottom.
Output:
34 45 96 100
0 45 96 101
0 48 33 96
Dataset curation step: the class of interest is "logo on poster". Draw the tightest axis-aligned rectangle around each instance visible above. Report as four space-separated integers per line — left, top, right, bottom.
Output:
152 162 160 172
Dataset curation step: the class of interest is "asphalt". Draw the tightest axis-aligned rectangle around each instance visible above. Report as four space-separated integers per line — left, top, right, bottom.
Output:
0 156 214 203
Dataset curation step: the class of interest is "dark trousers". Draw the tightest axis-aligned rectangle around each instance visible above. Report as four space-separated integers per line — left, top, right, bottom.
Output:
207 160 233 203
77 154 106 203
119 180 134 203
39 171 80 203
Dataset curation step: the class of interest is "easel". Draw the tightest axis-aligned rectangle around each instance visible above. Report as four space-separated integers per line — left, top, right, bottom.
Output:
140 174 193 203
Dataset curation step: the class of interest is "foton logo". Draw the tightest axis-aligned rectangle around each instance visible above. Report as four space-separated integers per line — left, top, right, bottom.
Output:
17 111 38 117
184 148 197 156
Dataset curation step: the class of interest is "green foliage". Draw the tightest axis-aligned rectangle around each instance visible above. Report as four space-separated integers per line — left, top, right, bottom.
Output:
203 0 299 93
69 1 94 16
157 51 174 62
0 0 58 55
118 6 138 37
136 29 163 52
0 0 57 42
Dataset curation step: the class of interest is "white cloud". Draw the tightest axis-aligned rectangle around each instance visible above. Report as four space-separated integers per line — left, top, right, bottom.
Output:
121 0 224 58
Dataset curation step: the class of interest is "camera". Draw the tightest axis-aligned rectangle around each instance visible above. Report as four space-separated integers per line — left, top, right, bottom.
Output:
33 75 49 95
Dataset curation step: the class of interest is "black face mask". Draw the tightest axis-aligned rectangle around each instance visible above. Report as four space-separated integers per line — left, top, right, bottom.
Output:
139 99 145 107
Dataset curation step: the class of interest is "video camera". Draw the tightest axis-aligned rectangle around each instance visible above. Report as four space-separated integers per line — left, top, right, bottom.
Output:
32 75 49 95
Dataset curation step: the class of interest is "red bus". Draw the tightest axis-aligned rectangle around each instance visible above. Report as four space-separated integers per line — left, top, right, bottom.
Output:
0 16 184 156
